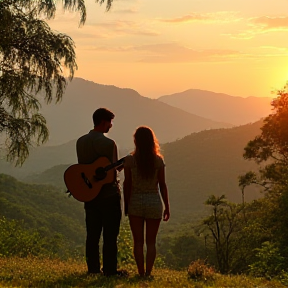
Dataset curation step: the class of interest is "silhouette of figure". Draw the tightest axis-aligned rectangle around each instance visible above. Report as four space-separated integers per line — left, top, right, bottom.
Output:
123 126 170 277
76 108 125 276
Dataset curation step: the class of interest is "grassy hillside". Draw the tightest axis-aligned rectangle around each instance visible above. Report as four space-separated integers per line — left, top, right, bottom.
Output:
0 174 85 246
0 257 286 288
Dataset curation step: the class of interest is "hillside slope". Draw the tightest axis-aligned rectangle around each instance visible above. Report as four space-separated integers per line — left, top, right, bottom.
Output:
0 174 85 245
162 121 262 217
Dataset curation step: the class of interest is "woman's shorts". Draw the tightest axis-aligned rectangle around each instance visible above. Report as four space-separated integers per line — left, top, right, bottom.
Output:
128 193 163 219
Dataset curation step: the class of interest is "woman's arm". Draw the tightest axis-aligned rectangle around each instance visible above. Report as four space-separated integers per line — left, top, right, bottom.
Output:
158 166 170 221
123 166 132 216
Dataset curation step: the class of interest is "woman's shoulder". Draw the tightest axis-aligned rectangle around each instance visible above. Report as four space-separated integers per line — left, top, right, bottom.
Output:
124 154 134 167
155 154 165 167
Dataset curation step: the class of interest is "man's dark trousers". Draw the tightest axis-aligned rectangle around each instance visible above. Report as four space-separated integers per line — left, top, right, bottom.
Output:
85 193 121 274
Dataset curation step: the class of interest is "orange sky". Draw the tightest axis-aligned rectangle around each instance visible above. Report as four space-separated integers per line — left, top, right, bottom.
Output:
48 0 288 98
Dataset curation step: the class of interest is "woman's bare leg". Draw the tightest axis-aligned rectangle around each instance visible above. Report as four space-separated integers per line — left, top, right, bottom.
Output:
129 215 145 276
145 218 161 276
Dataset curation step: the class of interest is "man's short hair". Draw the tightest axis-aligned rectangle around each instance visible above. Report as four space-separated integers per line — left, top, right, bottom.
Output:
93 108 115 126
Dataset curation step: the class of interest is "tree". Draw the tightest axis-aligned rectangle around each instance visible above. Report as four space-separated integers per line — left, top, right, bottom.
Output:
0 0 113 165
203 195 246 273
240 85 288 189
239 84 288 270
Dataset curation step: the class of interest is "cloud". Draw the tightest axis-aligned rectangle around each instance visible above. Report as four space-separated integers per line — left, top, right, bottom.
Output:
160 11 241 24
161 13 210 23
82 43 242 63
82 46 133 52
252 16 288 30
113 8 138 14
50 19 160 41
257 46 288 57
227 16 288 39
135 43 241 63
65 29 107 39
87 20 160 37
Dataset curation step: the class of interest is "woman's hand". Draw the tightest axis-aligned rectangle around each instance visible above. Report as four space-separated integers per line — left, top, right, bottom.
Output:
163 208 170 221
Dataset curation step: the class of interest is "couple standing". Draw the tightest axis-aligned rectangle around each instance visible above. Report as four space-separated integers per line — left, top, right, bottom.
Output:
76 108 170 277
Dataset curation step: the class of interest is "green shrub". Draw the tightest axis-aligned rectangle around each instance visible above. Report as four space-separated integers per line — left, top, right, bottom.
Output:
249 242 285 279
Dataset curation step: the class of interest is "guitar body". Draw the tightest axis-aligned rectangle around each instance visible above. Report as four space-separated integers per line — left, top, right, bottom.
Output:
64 157 116 202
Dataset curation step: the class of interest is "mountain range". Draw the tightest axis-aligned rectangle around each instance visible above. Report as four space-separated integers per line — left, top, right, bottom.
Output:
158 89 272 125
39 78 232 148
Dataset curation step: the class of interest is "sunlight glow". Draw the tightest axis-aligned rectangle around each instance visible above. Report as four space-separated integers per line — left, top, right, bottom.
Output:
47 0 288 98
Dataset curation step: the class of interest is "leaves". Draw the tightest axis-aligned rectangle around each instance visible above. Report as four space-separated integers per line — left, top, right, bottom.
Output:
236 85 288 278
244 86 288 166
0 0 114 165
240 86 288 192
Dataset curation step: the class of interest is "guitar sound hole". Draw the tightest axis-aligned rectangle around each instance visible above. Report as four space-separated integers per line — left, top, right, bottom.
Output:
94 167 106 181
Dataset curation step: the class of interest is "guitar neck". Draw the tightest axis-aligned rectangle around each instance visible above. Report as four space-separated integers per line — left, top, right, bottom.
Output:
104 157 125 172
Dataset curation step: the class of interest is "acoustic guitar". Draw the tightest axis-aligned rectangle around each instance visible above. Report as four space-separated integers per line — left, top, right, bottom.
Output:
64 157 125 202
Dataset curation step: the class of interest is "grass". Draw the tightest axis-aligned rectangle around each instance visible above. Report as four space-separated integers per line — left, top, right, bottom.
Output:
0 257 287 288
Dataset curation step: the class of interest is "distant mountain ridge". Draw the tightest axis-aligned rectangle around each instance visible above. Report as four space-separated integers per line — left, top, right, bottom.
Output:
40 78 232 147
158 89 273 125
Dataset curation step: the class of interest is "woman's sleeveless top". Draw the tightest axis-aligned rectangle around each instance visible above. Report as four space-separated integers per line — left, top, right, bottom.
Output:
124 154 165 194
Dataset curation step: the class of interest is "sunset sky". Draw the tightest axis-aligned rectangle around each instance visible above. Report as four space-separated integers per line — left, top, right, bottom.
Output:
48 0 288 98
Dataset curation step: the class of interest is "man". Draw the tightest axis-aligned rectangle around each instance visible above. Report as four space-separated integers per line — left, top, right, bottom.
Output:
76 108 124 276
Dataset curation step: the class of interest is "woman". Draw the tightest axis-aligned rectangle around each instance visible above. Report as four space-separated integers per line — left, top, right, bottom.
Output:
123 126 170 277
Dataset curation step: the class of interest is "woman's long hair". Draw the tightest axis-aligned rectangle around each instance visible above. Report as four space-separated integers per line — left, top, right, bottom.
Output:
132 126 162 179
